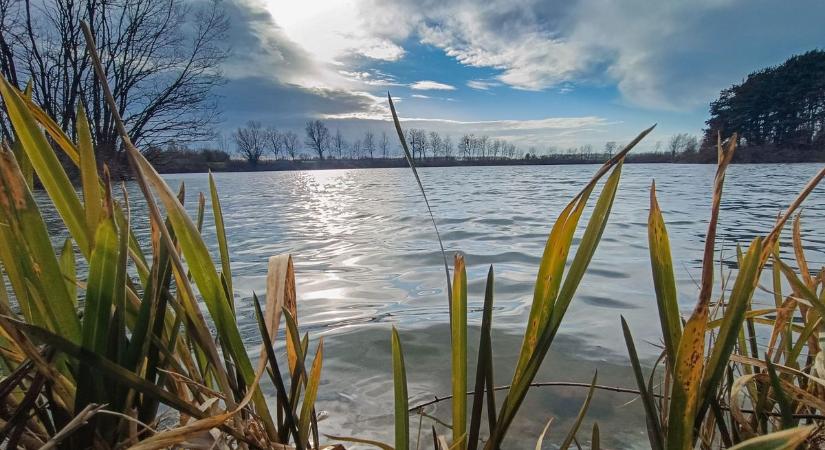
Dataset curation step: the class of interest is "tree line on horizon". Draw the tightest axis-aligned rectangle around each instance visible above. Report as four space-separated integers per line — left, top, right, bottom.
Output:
221 117 709 167
225 119 527 165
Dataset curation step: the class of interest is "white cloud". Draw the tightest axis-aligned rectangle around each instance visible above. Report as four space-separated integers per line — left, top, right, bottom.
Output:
258 0 405 63
355 0 825 110
418 25 585 92
466 80 500 90
402 116 612 132
225 0 825 133
338 69 402 86
409 80 456 90
411 94 431 99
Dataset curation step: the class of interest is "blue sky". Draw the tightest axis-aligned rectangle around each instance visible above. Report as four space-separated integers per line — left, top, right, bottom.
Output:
215 0 825 153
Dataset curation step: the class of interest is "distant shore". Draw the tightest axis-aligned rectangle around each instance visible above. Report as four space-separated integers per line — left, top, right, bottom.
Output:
154 155 665 174
153 151 825 174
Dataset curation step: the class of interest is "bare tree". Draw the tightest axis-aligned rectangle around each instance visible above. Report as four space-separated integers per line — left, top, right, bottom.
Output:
363 130 375 159
332 129 346 159
428 131 442 158
668 133 699 159
506 143 517 159
459 134 471 159
443 135 453 158
304 120 329 159
479 135 489 159
215 132 230 155
379 131 390 158
604 141 618 157
684 136 698 154
653 140 663 153
350 139 362 159
0 0 228 170
233 121 266 165
407 128 427 160
267 126 283 159
283 131 299 160
490 139 501 159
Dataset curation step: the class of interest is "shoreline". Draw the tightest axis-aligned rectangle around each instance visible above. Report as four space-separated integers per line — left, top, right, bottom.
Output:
154 156 824 174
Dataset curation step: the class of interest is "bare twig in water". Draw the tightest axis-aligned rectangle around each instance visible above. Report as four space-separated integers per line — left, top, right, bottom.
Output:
408 381 825 421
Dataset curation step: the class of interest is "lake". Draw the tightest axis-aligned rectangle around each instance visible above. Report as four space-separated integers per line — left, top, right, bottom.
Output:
79 163 825 447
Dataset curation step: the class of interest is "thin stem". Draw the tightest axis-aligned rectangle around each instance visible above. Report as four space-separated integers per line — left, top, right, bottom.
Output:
408 381 825 420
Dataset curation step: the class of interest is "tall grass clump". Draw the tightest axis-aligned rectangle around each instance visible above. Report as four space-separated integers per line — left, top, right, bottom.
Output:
622 136 825 449
0 23 332 449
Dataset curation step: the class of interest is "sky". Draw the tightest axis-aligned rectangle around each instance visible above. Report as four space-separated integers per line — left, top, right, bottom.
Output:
213 0 825 153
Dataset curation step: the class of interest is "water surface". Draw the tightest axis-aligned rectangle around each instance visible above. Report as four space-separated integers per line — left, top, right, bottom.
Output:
109 164 825 447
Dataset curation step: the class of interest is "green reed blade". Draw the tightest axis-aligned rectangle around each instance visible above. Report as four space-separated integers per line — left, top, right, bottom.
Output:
790 317 821 363
81 217 120 353
125 218 174 374
468 265 494 450
667 304 707 448
77 214 121 411
512 183 593 386
591 423 600 450
392 326 409 450
559 371 597 450
648 182 681 367
700 238 763 409
113 203 129 366
451 254 468 450
16 83 80 164
10 136 32 189
15 73 150 281
766 359 794 429
488 162 625 449
209 172 233 305
253 295 302 448
550 161 623 334
283 307 308 414
11 82 33 188
0 75 90 258
298 339 324 447
59 238 77 304
0 147 81 340
621 317 664 450
773 254 825 318
77 103 101 233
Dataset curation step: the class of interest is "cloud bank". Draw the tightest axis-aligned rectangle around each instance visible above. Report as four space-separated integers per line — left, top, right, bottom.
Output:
211 0 825 149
